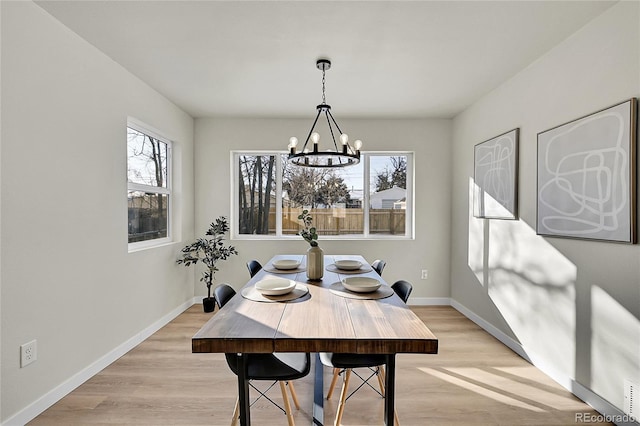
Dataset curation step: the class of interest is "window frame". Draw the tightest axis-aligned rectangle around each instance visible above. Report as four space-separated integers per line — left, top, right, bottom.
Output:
127 118 173 252
231 150 414 241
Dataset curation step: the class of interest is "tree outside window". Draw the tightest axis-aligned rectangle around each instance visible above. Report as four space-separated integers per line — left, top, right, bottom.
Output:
127 125 171 246
234 153 412 238
238 155 276 235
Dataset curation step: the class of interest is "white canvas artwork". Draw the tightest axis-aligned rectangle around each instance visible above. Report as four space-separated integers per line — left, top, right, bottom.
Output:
473 129 519 219
537 99 637 243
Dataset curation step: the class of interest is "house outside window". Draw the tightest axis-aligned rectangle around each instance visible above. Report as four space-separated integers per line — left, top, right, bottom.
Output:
127 120 171 250
233 152 413 240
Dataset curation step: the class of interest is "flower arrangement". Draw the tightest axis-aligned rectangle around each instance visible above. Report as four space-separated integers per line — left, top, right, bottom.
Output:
298 209 319 247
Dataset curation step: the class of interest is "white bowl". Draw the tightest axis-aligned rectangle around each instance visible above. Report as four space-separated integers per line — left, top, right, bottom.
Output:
342 277 381 293
334 260 362 271
272 259 301 270
255 278 296 295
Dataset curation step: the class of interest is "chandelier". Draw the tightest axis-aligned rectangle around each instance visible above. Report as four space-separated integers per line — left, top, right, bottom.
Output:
287 59 362 168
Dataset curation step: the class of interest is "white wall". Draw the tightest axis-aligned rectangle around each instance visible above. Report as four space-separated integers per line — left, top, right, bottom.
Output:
194 118 452 301
450 1 639 416
0 2 195 422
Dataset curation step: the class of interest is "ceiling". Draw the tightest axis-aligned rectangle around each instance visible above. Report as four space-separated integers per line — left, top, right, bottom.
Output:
36 1 615 119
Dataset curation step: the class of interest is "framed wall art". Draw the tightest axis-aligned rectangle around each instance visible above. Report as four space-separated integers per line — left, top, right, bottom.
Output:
537 98 637 243
473 128 519 219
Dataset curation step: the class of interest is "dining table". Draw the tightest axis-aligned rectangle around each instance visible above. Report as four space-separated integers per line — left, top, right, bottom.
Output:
192 254 439 426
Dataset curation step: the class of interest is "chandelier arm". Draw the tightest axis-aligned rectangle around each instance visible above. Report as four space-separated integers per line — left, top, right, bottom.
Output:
324 110 340 151
327 109 354 156
324 111 347 165
326 109 344 136
300 108 324 153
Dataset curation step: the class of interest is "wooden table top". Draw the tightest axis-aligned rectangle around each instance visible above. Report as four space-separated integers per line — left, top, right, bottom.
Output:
192 254 438 355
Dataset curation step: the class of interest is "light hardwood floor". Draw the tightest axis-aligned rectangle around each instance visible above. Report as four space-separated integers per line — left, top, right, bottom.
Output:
29 305 611 425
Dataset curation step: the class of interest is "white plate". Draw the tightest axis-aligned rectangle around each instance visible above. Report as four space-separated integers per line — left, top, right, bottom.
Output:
342 277 381 293
334 260 362 271
272 259 301 270
255 278 297 295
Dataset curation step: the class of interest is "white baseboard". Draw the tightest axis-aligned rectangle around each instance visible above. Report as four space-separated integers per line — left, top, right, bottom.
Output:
3 297 199 426
407 297 452 306
450 299 638 426
449 299 532 363
408 297 452 306
572 381 639 426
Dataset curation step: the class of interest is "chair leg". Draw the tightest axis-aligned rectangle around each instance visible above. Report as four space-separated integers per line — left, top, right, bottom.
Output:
279 381 295 426
376 366 386 397
334 369 351 426
327 368 340 399
394 409 400 426
287 381 301 410
230 397 239 426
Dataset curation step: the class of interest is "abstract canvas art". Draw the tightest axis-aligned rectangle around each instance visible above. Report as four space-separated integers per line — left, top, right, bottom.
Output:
473 128 519 219
537 99 637 243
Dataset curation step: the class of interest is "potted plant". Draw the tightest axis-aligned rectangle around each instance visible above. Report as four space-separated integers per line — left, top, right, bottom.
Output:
298 209 323 280
177 216 238 312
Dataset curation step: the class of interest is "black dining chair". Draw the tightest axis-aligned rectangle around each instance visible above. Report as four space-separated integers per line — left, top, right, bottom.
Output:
246 260 263 278
371 259 386 276
321 280 413 426
214 284 310 426
391 280 412 304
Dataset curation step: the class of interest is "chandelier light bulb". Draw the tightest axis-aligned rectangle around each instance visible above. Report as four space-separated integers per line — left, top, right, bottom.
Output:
288 136 298 154
311 132 320 144
354 139 363 151
340 133 349 145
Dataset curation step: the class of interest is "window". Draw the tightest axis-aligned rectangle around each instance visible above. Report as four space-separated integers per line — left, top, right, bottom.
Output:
233 152 413 239
127 121 171 249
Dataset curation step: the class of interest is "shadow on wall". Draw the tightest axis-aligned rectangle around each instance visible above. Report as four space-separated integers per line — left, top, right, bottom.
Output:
466 177 640 412
468 177 577 378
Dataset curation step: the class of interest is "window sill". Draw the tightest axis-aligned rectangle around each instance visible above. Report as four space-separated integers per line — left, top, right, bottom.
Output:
128 238 175 253
232 234 414 242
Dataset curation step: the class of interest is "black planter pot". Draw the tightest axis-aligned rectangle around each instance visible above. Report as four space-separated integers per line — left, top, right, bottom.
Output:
202 297 216 313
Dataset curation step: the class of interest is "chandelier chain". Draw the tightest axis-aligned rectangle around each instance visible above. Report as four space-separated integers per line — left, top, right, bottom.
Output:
322 69 326 104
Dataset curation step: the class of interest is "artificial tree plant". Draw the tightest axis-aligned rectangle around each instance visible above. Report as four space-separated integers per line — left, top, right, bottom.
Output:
177 216 238 312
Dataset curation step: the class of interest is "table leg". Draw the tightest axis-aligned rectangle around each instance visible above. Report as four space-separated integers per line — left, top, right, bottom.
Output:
237 353 251 426
313 353 324 425
384 354 396 426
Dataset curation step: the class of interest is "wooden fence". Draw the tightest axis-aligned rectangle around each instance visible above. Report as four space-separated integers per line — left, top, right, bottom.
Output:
276 208 405 235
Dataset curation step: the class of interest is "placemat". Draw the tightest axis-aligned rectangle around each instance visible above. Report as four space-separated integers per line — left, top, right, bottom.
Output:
241 283 309 303
326 264 373 274
329 282 394 300
263 266 306 274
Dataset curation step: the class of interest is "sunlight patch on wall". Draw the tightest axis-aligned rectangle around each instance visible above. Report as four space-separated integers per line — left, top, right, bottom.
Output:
468 178 485 285
591 285 640 409
487 219 577 379
467 177 578 379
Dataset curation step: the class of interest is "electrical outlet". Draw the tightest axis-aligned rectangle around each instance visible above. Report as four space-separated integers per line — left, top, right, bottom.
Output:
20 340 37 368
421 269 429 280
